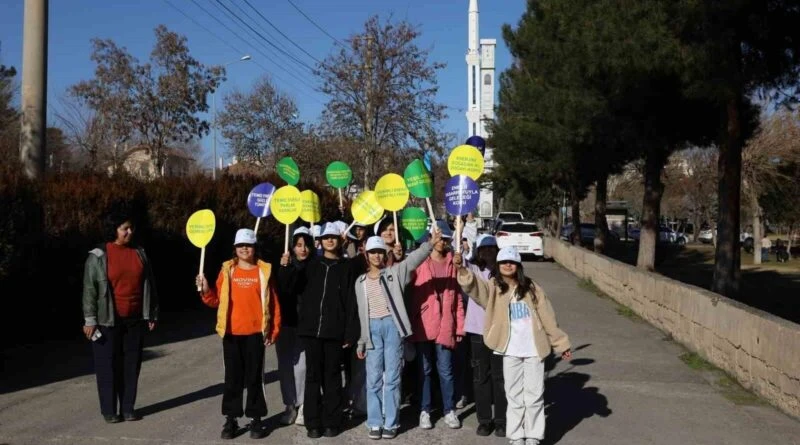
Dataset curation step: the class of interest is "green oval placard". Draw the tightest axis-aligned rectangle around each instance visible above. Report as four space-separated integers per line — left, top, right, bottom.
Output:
404 159 433 199
401 207 429 241
326 161 352 189
277 156 300 186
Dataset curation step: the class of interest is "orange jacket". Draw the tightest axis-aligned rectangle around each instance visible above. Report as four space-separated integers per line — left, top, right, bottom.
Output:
202 259 281 343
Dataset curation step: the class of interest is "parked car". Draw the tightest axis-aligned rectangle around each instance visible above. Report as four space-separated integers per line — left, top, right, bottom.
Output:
493 211 525 233
698 228 714 244
560 223 619 246
496 221 544 259
629 226 687 245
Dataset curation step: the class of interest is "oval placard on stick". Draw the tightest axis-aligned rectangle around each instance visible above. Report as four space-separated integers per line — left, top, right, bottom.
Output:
276 156 300 186
247 182 276 218
300 190 321 223
186 209 216 291
270 185 303 224
401 207 429 241
447 144 485 180
351 190 385 225
326 161 352 189
444 175 480 216
374 173 409 211
404 159 433 199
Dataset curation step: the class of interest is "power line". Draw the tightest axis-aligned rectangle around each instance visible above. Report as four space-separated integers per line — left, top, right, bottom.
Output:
165 0 325 104
240 0 323 64
213 0 317 72
205 0 319 85
285 0 346 47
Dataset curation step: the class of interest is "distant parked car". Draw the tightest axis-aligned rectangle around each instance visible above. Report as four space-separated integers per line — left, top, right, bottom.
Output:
496 221 544 259
560 223 619 246
493 212 525 233
629 226 686 245
698 228 714 244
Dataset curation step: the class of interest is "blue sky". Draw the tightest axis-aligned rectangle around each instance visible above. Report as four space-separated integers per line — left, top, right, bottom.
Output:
0 0 526 166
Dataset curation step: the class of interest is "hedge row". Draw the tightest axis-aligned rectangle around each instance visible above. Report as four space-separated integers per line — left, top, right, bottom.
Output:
0 167 343 347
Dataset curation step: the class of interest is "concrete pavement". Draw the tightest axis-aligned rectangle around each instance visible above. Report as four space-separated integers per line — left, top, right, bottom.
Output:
1 261 799 445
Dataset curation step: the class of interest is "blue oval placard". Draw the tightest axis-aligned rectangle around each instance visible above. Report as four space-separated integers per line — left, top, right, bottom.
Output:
247 182 277 218
444 175 480 216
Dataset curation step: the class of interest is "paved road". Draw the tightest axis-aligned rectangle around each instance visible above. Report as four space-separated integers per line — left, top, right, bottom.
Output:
2 261 799 445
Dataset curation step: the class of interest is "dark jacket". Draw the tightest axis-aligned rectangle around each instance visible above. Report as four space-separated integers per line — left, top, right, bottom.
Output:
276 257 309 328
295 256 359 344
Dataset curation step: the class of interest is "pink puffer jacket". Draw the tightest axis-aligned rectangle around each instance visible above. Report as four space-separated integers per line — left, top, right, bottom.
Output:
408 253 465 348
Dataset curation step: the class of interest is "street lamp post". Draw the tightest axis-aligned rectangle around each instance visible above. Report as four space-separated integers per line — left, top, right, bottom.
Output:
212 54 251 179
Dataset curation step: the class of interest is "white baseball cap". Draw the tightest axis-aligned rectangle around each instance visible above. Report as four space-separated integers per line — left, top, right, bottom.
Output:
476 234 498 248
293 226 311 237
234 228 257 246
435 220 453 239
311 224 322 238
320 222 341 238
334 220 348 234
496 246 521 264
365 236 388 252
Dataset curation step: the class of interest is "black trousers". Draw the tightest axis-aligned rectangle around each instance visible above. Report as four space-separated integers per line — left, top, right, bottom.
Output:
303 337 344 429
222 333 267 419
469 333 506 426
92 318 145 416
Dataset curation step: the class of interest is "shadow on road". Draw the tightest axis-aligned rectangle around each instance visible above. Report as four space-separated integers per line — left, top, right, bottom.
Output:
0 307 217 395
138 383 224 417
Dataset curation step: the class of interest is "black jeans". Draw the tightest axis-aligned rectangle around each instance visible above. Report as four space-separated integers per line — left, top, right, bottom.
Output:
92 318 145 416
303 337 344 429
222 333 267 418
469 333 506 426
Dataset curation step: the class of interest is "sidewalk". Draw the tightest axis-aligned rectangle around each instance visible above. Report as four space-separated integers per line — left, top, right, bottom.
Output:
1 261 799 445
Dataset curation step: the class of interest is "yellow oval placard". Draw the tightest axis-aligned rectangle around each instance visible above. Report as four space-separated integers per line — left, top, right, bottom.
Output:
374 173 410 212
352 190 385 225
186 209 216 248
300 190 321 223
269 185 303 224
447 144 485 180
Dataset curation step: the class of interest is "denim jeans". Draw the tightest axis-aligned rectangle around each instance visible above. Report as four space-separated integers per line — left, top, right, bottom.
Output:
365 316 404 429
417 341 455 413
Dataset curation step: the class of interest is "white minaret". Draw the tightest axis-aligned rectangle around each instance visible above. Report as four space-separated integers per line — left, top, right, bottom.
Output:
466 0 481 138
465 0 496 220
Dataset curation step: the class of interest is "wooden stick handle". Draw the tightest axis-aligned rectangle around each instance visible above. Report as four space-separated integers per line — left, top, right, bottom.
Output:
254 217 261 233
284 224 290 254
393 211 400 246
338 188 344 213
455 216 464 253
197 247 206 292
425 197 437 229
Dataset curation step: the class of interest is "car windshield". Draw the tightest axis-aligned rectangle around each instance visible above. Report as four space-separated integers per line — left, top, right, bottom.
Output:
499 213 523 222
500 223 538 233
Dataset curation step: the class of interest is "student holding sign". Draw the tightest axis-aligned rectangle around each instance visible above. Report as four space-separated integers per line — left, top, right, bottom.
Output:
289 222 360 439
408 220 465 430
275 227 317 427
195 228 282 440
354 227 443 440
82 203 159 424
374 216 405 265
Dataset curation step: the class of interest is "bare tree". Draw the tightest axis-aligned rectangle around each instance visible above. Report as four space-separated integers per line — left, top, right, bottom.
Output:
70 25 224 177
742 109 800 263
217 76 302 168
316 15 447 189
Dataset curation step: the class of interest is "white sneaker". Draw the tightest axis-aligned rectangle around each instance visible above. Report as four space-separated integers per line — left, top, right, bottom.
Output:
509 440 525 445
295 404 304 426
419 411 433 429
280 405 297 425
525 439 540 445
443 410 461 429
455 395 467 409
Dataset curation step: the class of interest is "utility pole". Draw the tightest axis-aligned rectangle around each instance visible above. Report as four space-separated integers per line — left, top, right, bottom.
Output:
212 92 217 179
19 0 48 180
363 35 374 189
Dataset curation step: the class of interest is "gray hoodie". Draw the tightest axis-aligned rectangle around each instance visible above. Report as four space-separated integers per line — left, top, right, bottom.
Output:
355 241 433 354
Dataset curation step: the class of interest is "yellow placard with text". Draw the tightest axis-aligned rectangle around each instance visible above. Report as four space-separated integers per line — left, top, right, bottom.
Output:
351 191 385 225
300 190 321 223
186 209 216 248
269 185 302 224
374 173 410 212
447 144 485 180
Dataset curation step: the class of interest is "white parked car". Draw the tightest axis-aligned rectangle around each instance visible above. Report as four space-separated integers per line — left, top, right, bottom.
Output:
698 228 714 244
496 221 544 259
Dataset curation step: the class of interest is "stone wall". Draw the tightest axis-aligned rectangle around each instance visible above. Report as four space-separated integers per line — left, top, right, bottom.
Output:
545 237 800 419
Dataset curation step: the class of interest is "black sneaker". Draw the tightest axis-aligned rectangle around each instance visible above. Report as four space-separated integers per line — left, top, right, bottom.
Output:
221 417 238 440
368 427 382 440
323 427 339 437
249 417 267 439
103 414 123 424
476 423 493 436
307 428 323 439
494 424 506 437
123 412 142 422
381 427 398 439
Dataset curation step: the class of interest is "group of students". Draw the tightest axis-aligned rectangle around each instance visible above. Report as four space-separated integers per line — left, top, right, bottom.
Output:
82 204 571 445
